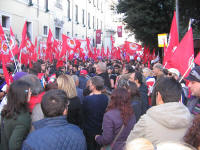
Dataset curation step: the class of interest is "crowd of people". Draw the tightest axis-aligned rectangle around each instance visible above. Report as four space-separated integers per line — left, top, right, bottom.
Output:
0 58 199 150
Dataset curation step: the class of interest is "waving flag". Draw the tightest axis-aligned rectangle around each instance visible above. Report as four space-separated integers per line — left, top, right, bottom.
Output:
10 27 19 56
163 11 179 68
169 28 194 77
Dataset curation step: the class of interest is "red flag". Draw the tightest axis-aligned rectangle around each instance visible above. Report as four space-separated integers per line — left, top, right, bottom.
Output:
163 11 179 68
2 57 13 86
96 30 101 44
106 47 110 58
124 41 142 55
111 35 115 49
169 28 194 76
10 27 19 56
117 26 122 37
194 52 200 66
19 22 29 65
0 24 11 63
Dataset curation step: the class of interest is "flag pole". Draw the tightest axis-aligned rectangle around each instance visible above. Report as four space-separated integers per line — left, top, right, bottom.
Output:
5 34 19 72
179 60 194 83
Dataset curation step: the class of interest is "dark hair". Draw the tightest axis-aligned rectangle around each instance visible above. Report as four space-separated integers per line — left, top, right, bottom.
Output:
90 76 105 91
1 80 31 119
184 114 200 148
45 82 58 91
127 81 140 98
20 74 44 96
107 88 133 125
29 62 42 75
134 71 143 85
41 89 68 117
125 64 134 73
156 77 182 103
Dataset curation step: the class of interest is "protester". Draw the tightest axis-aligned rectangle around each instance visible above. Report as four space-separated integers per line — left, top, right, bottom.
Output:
186 66 200 115
168 68 189 105
19 74 45 112
57 74 83 128
83 76 109 150
129 71 149 114
184 114 200 150
142 68 155 106
0 80 32 150
22 89 87 150
95 88 136 150
127 77 193 145
72 75 84 104
126 81 142 122
95 62 111 90
151 63 165 106
126 138 154 150
0 71 28 114
79 69 89 89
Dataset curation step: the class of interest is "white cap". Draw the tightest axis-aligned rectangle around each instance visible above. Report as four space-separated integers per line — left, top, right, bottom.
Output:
168 68 180 77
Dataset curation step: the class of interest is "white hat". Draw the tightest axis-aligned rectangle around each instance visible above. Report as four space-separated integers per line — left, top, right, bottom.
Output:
168 68 180 77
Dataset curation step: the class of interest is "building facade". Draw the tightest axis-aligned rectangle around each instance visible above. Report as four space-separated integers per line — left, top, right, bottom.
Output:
0 0 117 50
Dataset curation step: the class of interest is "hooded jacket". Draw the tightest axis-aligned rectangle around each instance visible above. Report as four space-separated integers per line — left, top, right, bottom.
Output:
127 102 193 145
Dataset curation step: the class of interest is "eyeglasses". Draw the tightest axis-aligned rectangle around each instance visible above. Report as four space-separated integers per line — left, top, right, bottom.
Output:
168 73 173 76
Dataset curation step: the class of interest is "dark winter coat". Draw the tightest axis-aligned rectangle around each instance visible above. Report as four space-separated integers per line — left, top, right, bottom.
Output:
0 111 31 150
139 84 149 115
83 94 109 135
67 96 83 129
98 72 111 90
131 96 142 122
22 116 87 150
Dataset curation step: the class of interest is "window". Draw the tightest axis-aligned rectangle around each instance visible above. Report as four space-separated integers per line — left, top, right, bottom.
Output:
55 27 61 40
2 15 10 29
45 0 49 12
28 0 33 6
82 9 85 25
93 16 95 29
75 5 78 23
88 13 90 28
67 0 70 20
27 21 32 41
56 0 62 9
43 26 48 36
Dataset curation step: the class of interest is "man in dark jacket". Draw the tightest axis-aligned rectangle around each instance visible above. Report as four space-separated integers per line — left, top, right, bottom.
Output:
83 76 109 150
186 66 200 115
151 63 165 106
129 71 149 115
22 90 87 150
95 62 111 90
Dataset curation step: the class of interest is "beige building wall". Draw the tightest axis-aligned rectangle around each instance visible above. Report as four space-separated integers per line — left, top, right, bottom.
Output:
0 0 116 50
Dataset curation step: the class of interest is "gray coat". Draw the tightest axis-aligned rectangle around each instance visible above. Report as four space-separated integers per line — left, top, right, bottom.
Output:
127 102 193 145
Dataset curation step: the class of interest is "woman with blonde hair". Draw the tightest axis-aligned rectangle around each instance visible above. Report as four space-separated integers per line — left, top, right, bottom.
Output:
57 74 83 128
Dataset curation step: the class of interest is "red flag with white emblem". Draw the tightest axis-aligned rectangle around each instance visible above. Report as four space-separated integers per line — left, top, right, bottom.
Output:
96 30 101 44
117 26 122 37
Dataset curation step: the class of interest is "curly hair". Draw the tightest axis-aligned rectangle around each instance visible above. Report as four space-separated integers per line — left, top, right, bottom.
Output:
106 88 133 125
184 114 200 149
